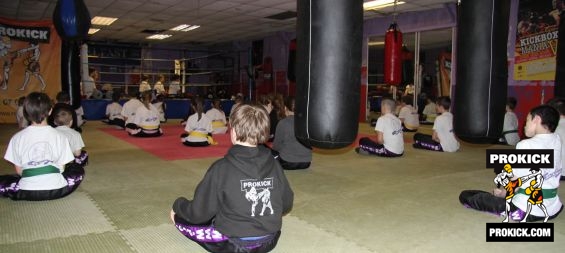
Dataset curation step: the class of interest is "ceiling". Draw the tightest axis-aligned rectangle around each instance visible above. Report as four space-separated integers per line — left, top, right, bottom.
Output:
0 0 456 46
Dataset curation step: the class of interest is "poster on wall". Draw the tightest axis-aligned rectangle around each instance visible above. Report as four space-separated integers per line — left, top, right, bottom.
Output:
0 18 61 123
514 0 560 80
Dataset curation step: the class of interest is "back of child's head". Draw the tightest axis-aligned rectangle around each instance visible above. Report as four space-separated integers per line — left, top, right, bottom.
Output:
56 91 70 103
141 75 149 82
156 94 165 102
88 67 97 76
192 97 205 120
506 97 517 110
172 74 180 81
427 96 436 103
230 104 270 145
437 96 451 110
529 105 559 133
53 106 73 127
213 98 221 108
381 98 396 113
546 97 565 116
284 96 295 112
258 94 271 107
401 95 413 106
24 92 52 124
140 91 152 108
112 91 121 102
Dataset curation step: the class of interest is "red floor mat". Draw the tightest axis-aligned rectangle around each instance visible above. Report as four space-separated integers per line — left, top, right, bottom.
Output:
99 125 232 161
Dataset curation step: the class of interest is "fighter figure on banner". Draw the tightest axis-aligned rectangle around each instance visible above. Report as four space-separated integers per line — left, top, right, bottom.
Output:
0 38 46 91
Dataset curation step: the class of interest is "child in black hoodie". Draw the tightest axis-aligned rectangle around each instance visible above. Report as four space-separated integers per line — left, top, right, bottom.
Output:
170 104 294 253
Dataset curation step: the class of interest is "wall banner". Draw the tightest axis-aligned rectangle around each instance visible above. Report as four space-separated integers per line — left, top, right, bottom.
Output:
514 0 560 80
0 17 61 123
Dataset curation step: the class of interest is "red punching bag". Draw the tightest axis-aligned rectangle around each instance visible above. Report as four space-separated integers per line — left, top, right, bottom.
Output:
384 23 403 86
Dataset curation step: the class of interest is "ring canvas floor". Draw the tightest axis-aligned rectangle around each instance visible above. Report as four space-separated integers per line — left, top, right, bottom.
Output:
0 121 563 252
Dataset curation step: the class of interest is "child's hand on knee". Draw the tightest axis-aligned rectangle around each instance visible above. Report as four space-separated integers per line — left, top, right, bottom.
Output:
170 209 176 224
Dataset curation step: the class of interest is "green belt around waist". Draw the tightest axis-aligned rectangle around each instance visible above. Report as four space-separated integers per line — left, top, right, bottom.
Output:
21 165 60 178
516 187 558 199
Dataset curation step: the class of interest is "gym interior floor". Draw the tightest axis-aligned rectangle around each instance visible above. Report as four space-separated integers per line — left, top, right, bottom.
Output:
0 121 563 252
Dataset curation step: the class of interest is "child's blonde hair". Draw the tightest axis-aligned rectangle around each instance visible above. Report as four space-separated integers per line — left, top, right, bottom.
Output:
229 104 270 145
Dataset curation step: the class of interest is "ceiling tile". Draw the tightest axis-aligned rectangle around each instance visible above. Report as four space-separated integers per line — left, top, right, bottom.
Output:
200 1 240 12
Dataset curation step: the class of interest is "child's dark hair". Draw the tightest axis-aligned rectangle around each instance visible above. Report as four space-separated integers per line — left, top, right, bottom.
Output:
436 96 451 110
529 105 559 133
546 97 565 116
284 96 295 112
506 97 517 110
56 91 70 103
53 106 73 127
24 92 52 124
88 67 97 76
112 91 121 102
402 95 413 106
192 97 204 121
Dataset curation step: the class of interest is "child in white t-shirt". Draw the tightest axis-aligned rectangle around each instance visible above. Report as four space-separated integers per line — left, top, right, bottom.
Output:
139 75 152 93
53 106 88 167
125 91 162 137
413 96 459 152
1 92 84 201
206 99 227 134
181 97 215 146
398 95 419 132
500 97 520 146
459 105 563 222
422 97 437 124
356 98 404 157
153 74 166 95
152 94 167 123
104 91 125 129
547 97 565 181
121 92 144 125
168 74 181 96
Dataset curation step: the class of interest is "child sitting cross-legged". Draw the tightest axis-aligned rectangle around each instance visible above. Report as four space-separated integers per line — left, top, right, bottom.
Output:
170 104 294 253
0 92 84 201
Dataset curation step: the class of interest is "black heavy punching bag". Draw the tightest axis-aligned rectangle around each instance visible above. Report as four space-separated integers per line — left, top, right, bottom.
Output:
555 10 565 97
454 0 510 143
295 0 363 149
53 0 91 109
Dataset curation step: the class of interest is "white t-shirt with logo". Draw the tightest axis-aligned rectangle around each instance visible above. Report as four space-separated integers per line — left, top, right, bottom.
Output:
433 112 459 152
132 104 160 129
121 98 144 124
184 113 213 142
375 113 404 154
106 102 124 120
513 133 563 217
56 125 85 154
4 125 74 190
206 108 227 134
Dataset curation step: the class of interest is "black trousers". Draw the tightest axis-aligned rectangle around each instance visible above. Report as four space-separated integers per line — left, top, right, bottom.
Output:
270 149 311 170
174 215 280 253
0 163 85 201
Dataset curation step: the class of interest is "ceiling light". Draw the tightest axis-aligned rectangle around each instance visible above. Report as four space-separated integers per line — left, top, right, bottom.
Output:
363 0 405 11
170 24 200 32
88 28 100 35
146 34 172 40
91 16 118 26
